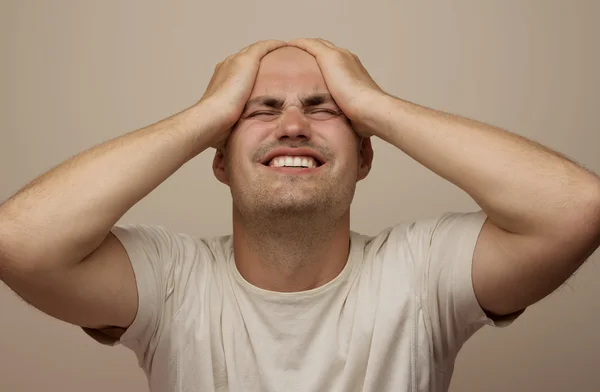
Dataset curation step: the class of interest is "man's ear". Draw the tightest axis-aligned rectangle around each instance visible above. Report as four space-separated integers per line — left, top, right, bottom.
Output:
357 137 373 182
212 148 229 185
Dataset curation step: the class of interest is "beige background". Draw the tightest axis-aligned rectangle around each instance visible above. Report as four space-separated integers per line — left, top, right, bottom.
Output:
1 0 599 391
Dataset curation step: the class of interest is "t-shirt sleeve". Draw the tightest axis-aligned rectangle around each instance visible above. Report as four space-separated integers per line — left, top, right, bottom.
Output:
81 223 184 368
408 210 523 360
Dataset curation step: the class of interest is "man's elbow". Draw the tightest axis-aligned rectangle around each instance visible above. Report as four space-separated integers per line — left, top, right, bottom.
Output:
563 176 600 260
578 175 600 237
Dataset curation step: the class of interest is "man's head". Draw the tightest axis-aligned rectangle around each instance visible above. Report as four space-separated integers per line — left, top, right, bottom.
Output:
213 46 373 226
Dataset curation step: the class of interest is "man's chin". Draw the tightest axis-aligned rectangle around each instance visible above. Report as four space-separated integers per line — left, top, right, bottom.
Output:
266 198 320 211
254 196 328 216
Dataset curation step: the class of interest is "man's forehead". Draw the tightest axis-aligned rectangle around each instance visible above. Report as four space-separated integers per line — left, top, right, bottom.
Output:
253 69 327 93
254 51 327 89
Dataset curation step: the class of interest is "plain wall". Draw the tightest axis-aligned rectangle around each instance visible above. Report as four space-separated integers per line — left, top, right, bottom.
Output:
1 1 599 391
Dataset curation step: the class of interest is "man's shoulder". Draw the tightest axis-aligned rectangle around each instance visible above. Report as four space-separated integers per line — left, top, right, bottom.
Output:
351 209 486 250
349 213 436 245
112 222 234 261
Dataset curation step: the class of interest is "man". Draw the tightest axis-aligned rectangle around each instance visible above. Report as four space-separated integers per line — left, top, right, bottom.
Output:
0 38 599 392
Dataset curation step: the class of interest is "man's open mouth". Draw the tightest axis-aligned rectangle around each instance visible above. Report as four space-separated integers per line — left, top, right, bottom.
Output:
260 147 326 168
264 156 323 168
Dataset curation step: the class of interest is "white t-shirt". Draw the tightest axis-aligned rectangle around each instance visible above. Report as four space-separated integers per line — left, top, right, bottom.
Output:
85 210 520 392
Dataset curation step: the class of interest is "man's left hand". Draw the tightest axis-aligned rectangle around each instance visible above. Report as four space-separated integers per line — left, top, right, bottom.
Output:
286 38 389 138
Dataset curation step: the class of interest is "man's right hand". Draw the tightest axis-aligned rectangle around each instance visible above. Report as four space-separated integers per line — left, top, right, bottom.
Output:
198 39 286 149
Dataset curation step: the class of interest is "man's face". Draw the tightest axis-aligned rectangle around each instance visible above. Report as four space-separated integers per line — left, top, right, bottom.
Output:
214 47 372 221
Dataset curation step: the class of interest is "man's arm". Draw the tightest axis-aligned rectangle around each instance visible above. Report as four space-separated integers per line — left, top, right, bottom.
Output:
0 39 287 330
0 102 217 329
370 96 600 316
288 38 600 317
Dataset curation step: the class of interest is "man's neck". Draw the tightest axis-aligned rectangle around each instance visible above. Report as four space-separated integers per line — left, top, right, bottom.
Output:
231 209 351 292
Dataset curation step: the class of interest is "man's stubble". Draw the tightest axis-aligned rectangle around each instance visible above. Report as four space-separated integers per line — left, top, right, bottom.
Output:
228 154 357 266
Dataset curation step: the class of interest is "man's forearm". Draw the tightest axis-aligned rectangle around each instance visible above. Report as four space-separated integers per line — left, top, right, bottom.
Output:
371 94 600 236
0 102 215 271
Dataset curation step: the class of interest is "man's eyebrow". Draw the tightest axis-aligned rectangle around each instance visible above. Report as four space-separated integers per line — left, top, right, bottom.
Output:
243 93 337 111
244 96 285 111
300 93 336 107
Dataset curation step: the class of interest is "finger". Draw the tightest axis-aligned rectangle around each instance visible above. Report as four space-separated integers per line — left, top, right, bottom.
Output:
316 38 337 48
241 39 284 51
287 38 331 57
238 42 256 54
244 39 287 58
318 39 357 58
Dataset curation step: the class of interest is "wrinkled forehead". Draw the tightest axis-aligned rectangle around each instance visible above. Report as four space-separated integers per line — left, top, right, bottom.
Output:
249 47 329 102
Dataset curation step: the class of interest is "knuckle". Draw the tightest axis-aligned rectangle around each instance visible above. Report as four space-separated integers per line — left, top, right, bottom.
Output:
232 54 252 66
232 53 247 62
333 50 346 59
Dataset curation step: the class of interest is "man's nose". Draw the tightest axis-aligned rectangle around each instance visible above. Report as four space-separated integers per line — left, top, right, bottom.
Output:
276 107 311 140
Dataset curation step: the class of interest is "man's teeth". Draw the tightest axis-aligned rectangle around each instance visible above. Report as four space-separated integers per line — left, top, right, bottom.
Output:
269 156 318 168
